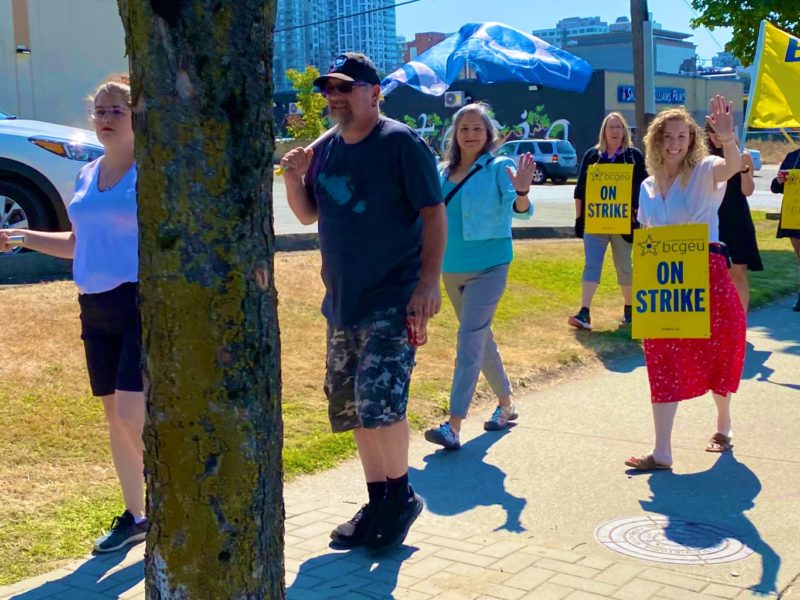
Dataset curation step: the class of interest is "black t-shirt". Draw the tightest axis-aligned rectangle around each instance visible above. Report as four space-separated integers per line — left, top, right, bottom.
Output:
306 118 443 327
574 146 648 210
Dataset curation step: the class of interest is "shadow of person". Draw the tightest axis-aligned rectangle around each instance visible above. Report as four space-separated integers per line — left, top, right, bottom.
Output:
741 340 800 392
287 546 416 599
11 548 142 599
636 453 780 595
410 429 526 532
570 327 644 374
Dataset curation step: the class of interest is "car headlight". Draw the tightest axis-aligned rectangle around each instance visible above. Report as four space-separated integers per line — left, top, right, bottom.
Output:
28 137 104 162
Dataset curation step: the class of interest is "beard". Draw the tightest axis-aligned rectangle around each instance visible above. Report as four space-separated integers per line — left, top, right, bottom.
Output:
328 105 353 126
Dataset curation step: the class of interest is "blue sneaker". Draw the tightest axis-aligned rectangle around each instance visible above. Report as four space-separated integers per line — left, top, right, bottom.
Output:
483 403 518 431
424 422 461 450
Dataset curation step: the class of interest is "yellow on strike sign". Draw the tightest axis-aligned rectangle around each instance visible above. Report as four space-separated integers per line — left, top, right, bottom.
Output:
632 224 710 340
585 163 633 235
781 169 800 229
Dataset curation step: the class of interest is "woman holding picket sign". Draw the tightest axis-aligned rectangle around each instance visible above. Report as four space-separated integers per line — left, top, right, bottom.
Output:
625 96 746 471
423 102 534 451
569 112 648 330
770 147 800 311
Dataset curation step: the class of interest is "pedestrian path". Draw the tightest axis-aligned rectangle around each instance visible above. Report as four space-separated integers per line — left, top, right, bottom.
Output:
2 296 798 599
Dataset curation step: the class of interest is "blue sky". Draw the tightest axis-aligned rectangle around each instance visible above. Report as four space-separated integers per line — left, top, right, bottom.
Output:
394 0 733 65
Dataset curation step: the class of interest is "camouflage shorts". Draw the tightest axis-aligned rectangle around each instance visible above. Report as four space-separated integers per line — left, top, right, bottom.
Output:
324 308 416 432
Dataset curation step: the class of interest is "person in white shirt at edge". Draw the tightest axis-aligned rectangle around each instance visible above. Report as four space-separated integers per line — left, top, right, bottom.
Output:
624 95 746 471
423 102 534 451
0 76 147 552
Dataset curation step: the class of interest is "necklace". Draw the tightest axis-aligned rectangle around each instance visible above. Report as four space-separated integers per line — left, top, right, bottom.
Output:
98 160 133 192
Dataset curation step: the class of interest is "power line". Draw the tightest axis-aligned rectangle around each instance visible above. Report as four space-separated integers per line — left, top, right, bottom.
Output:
680 0 725 52
275 0 425 34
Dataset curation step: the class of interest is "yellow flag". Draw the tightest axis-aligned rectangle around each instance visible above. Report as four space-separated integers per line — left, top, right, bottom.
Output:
632 225 710 340
782 170 800 229
747 21 800 129
584 164 634 235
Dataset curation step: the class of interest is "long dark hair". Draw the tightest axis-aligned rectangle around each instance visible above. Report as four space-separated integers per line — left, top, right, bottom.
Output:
705 122 724 157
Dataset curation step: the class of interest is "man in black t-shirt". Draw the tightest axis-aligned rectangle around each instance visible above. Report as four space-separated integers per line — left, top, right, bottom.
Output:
281 53 446 549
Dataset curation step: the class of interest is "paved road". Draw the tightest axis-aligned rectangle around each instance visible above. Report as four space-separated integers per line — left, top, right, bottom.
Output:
273 165 783 234
4 295 798 599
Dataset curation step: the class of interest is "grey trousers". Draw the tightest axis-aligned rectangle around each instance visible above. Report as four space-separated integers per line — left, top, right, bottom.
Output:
443 264 513 418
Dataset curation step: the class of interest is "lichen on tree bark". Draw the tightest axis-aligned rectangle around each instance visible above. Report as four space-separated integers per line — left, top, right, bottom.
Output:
116 1 284 598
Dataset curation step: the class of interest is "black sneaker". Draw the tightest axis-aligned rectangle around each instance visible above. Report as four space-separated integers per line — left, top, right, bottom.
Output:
367 488 424 549
93 511 147 553
568 308 592 330
793 294 800 312
330 502 380 548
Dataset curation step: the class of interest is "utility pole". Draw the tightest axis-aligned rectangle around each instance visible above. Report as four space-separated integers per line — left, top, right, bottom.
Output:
631 0 656 148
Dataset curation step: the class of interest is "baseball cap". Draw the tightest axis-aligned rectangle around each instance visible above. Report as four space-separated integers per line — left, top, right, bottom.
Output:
313 54 381 88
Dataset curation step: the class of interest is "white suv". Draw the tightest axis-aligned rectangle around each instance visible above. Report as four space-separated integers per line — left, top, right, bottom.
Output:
0 110 103 236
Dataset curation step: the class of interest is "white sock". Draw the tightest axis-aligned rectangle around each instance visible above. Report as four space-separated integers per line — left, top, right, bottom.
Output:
134 514 147 525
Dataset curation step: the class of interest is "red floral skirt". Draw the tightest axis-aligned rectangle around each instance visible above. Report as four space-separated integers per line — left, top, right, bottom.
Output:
643 254 746 403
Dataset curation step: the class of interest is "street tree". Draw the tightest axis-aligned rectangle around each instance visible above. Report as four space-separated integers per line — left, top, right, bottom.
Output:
285 66 328 140
116 1 284 598
690 1 800 66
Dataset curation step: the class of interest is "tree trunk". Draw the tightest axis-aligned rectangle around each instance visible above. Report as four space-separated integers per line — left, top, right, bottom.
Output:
117 1 283 598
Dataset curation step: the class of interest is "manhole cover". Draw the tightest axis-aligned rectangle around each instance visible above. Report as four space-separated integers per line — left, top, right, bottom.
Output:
595 516 754 564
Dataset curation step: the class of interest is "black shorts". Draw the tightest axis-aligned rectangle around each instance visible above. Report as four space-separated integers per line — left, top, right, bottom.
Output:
78 282 143 397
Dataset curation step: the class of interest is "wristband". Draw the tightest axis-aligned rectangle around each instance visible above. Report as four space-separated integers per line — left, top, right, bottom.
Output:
515 189 529 196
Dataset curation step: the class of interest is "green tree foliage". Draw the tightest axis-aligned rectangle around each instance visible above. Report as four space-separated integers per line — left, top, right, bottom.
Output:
690 1 800 66
286 66 328 139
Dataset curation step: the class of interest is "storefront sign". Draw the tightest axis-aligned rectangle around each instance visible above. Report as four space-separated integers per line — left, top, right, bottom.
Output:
617 86 687 104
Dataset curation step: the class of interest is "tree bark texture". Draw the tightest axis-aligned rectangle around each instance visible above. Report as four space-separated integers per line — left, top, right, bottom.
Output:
117 1 283 598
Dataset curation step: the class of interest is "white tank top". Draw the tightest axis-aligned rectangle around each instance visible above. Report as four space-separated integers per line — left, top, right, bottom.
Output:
67 158 138 294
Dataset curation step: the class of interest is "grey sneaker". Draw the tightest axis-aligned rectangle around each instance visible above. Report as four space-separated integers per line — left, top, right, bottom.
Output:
568 308 592 330
424 422 461 449
484 403 519 431
93 511 147 553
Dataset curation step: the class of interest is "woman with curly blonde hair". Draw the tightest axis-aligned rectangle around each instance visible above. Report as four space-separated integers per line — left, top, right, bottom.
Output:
625 96 746 471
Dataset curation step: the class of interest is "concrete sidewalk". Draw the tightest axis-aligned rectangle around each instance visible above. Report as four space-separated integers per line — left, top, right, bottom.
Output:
2 297 799 599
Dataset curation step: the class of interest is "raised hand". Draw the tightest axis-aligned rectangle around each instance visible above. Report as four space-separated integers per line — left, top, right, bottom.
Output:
506 152 536 192
705 95 734 140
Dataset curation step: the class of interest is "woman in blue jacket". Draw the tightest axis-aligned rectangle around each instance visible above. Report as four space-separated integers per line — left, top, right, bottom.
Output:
425 102 535 450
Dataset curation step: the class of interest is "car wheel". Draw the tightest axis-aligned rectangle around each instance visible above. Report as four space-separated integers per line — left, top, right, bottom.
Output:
0 180 55 254
532 166 547 185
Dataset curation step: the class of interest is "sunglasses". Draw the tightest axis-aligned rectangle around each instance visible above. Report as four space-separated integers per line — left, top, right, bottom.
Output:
317 81 370 97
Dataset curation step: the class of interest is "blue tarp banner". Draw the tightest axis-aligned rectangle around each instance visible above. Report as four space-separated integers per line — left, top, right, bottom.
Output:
381 22 593 96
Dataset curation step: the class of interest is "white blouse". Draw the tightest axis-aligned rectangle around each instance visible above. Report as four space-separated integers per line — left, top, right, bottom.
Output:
638 156 727 242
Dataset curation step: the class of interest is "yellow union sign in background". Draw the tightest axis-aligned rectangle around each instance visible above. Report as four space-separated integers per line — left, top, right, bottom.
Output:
585 163 633 235
781 169 800 229
632 224 710 340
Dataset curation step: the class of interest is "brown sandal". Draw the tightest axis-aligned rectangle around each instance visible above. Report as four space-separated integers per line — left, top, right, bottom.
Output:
624 454 672 471
706 433 733 453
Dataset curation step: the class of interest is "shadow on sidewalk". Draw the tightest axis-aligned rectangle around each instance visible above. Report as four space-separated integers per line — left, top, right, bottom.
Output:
635 452 780 595
11 548 142 599
570 327 644 374
410 429 526 532
287 546 416 599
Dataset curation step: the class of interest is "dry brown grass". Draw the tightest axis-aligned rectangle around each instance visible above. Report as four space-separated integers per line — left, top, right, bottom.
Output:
746 139 798 164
